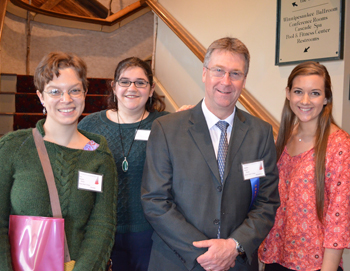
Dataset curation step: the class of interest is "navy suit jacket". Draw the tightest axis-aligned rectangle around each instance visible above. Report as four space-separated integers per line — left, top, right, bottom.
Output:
141 102 280 271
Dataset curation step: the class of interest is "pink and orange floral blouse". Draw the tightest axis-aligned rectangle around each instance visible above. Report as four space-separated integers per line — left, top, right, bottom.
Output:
259 129 350 270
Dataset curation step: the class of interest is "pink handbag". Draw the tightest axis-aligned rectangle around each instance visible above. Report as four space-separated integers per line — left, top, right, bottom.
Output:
9 215 65 271
8 128 74 271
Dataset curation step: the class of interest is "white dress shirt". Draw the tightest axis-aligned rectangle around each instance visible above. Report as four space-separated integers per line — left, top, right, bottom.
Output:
201 99 235 159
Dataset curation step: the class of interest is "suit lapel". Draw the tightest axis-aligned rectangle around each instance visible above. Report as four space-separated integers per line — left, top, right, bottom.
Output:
223 109 248 182
188 102 221 184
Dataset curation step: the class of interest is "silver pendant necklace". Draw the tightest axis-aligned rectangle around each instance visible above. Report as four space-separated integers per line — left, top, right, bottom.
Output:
117 110 146 172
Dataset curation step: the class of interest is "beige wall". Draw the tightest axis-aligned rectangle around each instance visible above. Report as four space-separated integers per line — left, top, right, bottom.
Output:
155 0 350 136
342 0 350 134
154 18 248 113
0 10 154 79
154 18 204 107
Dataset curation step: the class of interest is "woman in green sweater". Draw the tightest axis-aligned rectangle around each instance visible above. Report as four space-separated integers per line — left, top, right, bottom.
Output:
78 57 168 271
0 52 118 271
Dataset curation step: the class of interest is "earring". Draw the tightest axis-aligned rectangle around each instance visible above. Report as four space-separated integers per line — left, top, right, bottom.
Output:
149 96 153 106
41 102 46 115
114 94 116 103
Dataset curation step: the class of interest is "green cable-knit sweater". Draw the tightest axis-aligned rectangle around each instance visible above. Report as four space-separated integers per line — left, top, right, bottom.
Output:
0 119 118 271
78 110 169 233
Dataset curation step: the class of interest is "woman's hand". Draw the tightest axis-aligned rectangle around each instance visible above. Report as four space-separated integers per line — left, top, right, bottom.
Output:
176 105 195 112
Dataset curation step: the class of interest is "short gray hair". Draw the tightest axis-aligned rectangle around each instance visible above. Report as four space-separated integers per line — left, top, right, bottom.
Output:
203 37 250 76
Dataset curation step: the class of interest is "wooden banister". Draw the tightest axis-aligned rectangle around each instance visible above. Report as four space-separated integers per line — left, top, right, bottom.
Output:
0 0 8 75
145 0 205 61
0 0 7 44
145 0 279 138
4 0 280 136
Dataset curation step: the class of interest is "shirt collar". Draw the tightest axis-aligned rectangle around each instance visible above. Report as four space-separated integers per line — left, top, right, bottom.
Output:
201 99 235 130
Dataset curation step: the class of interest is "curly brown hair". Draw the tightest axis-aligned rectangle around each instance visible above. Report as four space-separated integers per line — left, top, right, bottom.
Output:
34 51 88 93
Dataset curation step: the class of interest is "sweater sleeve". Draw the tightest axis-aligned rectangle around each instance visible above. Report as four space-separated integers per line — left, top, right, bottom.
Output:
72 144 118 271
0 132 29 271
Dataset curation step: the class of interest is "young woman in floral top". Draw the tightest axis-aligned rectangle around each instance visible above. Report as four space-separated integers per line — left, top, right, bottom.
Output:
259 61 350 271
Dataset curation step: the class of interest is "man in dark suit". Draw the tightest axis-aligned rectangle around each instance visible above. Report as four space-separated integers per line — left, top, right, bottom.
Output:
141 37 279 271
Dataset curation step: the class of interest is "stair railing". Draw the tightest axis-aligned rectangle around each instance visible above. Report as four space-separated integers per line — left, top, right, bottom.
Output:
145 0 279 138
0 0 9 75
2 0 280 137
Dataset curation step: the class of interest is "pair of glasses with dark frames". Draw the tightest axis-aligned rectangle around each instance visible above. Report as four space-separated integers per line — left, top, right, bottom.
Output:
117 80 149 88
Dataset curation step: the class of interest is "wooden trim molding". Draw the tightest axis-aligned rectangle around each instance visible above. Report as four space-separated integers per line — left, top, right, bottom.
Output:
3 0 280 137
0 0 8 43
238 88 280 137
153 76 179 111
0 0 8 74
9 0 148 26
145 0 279 138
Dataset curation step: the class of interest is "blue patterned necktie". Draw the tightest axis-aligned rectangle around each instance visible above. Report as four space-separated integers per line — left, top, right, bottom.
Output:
216 120 229 239
216 121 229 184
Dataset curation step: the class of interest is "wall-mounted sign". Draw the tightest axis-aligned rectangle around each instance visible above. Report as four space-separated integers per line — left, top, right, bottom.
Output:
276 0 344 65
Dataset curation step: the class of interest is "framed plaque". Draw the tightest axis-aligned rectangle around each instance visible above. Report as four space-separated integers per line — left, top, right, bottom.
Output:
276 0 345 65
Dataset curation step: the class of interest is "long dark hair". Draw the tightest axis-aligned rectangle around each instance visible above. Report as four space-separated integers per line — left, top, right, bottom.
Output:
276 61 336 221
106 57 165 112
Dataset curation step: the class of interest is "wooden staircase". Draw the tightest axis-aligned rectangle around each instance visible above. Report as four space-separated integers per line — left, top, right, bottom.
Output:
0 74 110 134
1 0 280 138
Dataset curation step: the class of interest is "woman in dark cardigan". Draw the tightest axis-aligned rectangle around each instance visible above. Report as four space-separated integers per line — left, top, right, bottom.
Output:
78 57 168 271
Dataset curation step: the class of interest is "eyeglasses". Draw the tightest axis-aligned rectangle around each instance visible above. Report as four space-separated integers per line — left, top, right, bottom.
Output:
205 66 245 81
117 80 149 88
43 88 85 98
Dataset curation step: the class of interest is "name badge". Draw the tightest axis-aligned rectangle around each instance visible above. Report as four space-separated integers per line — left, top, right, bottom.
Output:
242 160 265 180
135 129 151 141
78 170 103 193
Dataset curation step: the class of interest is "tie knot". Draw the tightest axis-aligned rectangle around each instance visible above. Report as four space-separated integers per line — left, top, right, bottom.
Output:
216 121 229 132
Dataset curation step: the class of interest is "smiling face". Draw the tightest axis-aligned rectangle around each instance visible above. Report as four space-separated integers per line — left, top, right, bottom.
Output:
202 50 246 119
114 66 154 114
286 74 327 126
36 67 86 127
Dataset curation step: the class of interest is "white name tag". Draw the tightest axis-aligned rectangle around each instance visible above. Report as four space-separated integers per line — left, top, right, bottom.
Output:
242 160 265 180
78 170 103 193
135 129 151 141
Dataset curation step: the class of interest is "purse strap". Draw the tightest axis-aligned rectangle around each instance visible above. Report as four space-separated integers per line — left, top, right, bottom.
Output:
32 128 71 262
